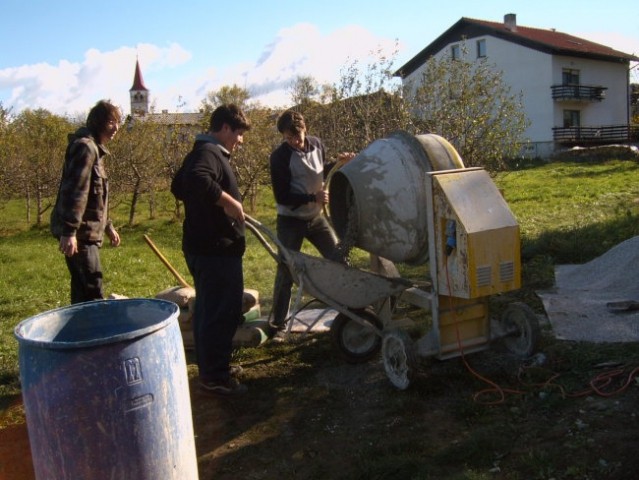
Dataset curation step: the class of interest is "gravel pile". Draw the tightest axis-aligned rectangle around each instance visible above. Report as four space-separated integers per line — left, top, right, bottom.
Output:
537 236 639 343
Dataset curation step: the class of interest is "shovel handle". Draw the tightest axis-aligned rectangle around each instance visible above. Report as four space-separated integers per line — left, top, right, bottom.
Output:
143 234 192 289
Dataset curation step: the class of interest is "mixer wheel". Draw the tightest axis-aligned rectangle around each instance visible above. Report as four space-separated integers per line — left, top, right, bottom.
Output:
499 302 541 358
382 329 417 390
331 308 382 364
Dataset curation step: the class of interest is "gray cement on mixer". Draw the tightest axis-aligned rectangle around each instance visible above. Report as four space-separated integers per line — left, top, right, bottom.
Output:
537 236 639 343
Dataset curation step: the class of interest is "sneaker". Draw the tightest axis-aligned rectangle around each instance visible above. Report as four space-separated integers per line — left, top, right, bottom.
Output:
267 322 287 338
229 365 243 377
199 377 247 396
270 330 290 343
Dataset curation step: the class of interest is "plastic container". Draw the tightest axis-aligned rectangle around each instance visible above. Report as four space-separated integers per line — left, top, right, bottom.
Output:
14 298 199 480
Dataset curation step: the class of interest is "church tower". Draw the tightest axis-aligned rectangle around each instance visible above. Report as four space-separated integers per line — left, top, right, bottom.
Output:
129 58 149 116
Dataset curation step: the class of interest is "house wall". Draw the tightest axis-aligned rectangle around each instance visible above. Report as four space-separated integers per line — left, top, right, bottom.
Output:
402 35 631 158
402 36 555 146
551 56 629 127
483 36 553 145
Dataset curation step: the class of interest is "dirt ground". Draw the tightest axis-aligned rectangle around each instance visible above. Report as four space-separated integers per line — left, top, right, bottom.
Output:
4 325 639 480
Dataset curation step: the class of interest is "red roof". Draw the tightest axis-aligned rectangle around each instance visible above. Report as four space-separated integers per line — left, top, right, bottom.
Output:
396 15 639 77
130 59 148 91
468 17 638 59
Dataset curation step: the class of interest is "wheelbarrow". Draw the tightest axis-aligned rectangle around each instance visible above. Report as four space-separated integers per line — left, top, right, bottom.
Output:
245 215 413 362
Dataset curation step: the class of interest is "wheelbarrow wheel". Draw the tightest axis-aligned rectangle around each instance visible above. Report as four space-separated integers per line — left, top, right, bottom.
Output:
382 329 417 390
499 302 540 358
331 308 382 364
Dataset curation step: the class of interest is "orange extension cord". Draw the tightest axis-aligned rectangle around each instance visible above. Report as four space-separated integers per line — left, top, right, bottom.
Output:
443 256 639 405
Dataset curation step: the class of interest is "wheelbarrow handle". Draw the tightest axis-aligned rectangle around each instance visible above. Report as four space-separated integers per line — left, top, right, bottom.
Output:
244 215 280 262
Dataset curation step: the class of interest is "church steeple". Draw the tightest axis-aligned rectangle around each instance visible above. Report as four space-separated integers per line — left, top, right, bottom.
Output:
129 58 149 116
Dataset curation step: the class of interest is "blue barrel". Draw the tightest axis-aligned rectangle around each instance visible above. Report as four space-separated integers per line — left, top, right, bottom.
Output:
14 299 199 480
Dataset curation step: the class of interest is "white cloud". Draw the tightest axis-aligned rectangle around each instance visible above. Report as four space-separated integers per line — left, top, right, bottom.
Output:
1 23 636 118
0 43 191 117
149 23 400 112
0 24 398 116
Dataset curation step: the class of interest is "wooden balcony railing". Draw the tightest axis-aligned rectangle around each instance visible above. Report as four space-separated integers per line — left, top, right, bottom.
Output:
552 124 639 144
551 85 607 101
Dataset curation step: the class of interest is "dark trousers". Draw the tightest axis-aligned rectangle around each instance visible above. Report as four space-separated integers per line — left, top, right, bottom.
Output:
185 253 244 382
271 214 341 327
65 243 103 304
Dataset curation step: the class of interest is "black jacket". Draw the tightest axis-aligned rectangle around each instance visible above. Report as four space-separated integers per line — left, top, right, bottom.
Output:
172 138 245 257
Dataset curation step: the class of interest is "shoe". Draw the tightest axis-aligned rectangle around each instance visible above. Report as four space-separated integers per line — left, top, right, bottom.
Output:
199 377 248 396
229 365 243 377
270 330 289 343
267 322 286 338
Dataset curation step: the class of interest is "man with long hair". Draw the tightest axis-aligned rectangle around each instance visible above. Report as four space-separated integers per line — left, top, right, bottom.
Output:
51 99 122 304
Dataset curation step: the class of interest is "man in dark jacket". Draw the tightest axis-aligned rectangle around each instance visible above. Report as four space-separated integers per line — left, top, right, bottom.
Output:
51 99 121 304
171 104 251 396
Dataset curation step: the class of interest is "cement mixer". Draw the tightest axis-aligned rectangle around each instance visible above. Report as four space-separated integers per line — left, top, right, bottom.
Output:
326 131 540 389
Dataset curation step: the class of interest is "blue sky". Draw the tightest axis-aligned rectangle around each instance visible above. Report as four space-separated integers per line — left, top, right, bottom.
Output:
1 0 637 117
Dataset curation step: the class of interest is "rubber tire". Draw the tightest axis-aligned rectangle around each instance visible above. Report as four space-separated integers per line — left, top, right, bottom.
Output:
499 302 541 358
331 309 383 364
382 329 417 390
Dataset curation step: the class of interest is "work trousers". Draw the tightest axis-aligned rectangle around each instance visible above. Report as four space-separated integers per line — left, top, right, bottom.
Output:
185 253 244 382
271 214 342 327
65 243 103 304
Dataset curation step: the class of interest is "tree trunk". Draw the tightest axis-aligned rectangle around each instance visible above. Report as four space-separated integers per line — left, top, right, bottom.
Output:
25 187 31 224
129 177 141 226
174 199 182 219
149 189 156 220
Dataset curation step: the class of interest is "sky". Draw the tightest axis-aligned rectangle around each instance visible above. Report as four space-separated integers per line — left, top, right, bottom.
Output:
1 0 638 118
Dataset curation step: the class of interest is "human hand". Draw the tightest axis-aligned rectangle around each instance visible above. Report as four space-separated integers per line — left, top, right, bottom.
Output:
59 235 78 257
337 152 356 163
108 227 121 247
314 190 329 205
223 195 245 225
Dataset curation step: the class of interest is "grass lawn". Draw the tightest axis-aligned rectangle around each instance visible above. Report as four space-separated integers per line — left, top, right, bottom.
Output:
1 157 639 479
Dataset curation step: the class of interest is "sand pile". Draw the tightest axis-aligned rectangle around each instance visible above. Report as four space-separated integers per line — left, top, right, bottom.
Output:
537 236 639 342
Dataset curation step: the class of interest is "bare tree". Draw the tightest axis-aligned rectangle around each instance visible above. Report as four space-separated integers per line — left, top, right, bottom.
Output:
109 119 167 225
305 44 414 156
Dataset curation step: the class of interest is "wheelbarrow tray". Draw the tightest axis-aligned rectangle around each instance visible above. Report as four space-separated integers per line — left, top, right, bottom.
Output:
286 249 412 309
245 215 412 310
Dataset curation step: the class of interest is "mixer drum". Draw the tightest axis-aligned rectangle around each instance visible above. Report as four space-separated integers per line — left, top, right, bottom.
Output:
328 132 464 264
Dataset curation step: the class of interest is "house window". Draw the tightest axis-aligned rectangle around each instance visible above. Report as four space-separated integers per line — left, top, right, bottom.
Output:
563 110 581 128
476 39 486 58
451 44 460 60
562 69 580 85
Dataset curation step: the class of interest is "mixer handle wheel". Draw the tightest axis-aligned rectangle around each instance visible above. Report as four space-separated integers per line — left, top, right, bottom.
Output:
382 329 418 390
499 302 541 358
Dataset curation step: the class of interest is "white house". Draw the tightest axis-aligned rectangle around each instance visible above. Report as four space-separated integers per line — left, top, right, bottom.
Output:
395 14 639 157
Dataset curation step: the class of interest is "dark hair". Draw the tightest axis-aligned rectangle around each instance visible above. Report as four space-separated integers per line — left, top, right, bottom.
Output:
276 110 306 135
86 100 121 137
209 104 251 132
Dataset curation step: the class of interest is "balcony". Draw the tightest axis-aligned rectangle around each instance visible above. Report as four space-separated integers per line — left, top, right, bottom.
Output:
552 124 639 145
551 84 607 102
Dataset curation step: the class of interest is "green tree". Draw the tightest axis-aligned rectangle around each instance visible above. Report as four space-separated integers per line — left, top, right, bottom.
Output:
195 85 278 213
233 107 278 212
200 84 254 130
288 75 320 108
6 109 74 225
405 42 529 170
0 103 15 203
